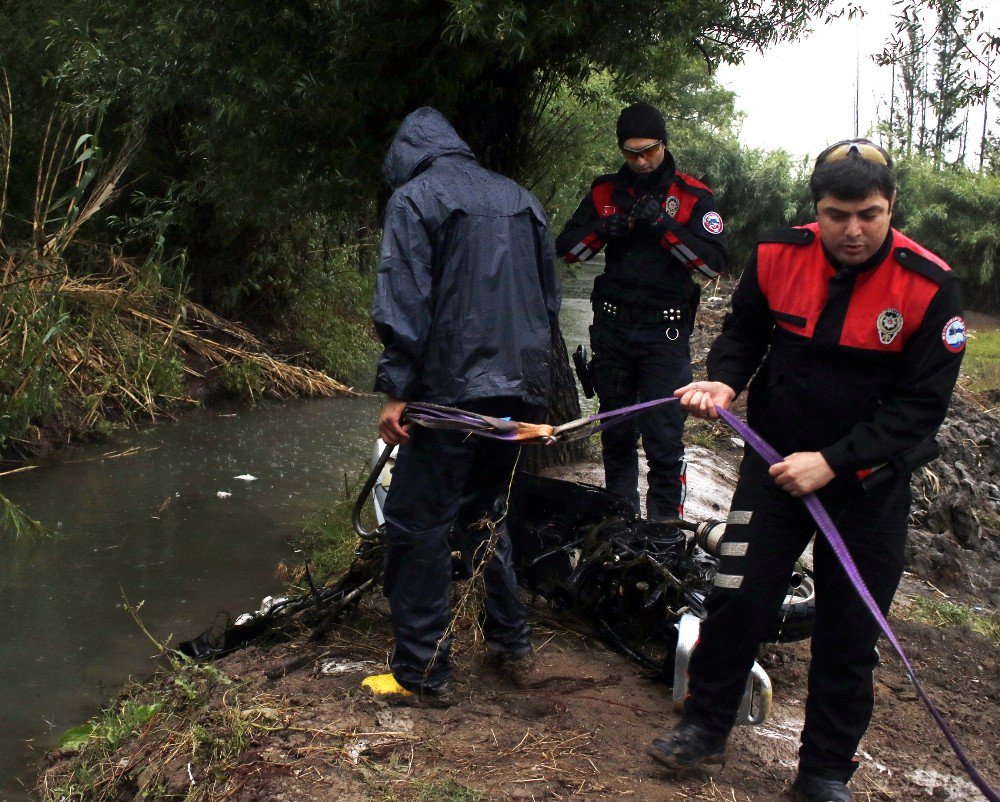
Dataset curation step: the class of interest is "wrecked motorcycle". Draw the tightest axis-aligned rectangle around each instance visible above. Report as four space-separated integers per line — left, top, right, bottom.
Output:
181 440 815 728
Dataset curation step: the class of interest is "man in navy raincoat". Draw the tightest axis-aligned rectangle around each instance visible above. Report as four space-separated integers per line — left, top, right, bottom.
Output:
370 107 561 702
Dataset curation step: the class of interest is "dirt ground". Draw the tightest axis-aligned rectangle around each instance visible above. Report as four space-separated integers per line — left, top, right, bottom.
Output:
37 295 1000 801
41 572 995 802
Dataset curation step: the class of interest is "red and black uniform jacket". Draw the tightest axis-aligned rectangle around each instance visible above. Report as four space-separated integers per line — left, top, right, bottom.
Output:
707 224 965 479
555 152 728 312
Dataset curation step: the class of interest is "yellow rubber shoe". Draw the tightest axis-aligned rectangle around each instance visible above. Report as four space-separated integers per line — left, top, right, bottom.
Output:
361 673 453 707
362 673 412 699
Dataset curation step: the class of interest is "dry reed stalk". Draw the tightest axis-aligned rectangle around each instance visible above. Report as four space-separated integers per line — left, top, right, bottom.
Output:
33 109 72 255
55 268 354 409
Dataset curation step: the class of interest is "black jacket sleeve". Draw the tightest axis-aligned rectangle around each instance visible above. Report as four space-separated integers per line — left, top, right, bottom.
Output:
656 191 729 278
820 276 964 474
706 252 774 394
555 190 604 263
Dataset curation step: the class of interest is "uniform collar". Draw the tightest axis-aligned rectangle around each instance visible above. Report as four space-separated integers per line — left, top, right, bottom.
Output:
821 230 894 275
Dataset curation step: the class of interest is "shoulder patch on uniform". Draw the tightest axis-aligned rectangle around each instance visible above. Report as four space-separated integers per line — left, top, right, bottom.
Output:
894 247 951 285
758 228 815 245
942 316 966 353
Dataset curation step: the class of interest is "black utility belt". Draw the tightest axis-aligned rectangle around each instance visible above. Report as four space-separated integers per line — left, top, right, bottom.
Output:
594 300 689 327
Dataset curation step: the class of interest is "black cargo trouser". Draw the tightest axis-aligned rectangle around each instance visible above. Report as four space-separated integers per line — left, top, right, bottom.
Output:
589 317 692 518
682 450 910 782
381 397 541 693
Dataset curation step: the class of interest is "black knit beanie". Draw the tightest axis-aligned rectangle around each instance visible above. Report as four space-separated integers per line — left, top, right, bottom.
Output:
616 102 668 146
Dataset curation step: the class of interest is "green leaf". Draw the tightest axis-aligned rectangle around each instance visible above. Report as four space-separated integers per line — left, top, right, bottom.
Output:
73 147 95 165
59 724 95 751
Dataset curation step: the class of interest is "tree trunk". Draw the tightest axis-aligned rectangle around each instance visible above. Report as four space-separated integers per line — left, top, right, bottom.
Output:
521 325 587 474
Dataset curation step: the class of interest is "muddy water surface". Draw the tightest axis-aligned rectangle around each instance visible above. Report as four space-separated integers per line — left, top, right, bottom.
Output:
0 396 379 799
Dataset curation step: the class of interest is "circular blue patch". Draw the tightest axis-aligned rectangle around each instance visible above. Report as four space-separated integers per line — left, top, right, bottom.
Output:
702 211 724 235
942 316 966 353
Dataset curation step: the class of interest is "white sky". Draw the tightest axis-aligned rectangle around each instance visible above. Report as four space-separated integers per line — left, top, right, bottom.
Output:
717 0 999 162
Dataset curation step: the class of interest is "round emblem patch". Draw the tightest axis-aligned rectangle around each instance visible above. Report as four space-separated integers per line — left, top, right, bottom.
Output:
942 316 966 353
665 195 681 217
876 308 903 345
702 211 724 234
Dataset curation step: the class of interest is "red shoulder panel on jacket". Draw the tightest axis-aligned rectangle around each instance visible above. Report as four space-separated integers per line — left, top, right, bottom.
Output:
673 171 713 194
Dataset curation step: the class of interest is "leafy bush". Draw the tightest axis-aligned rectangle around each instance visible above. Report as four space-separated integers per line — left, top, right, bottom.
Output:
894 159 1000 311
0 264 67 450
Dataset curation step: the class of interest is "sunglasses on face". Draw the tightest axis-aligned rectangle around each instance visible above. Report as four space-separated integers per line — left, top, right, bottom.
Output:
621 140 663 160
816 139 893 168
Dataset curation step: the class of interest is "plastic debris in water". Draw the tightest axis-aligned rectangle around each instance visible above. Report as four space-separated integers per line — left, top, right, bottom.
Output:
233 474 257 482
216 491 232 499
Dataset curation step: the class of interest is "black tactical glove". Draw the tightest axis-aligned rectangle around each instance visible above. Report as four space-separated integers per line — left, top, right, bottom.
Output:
632 195 674 232
599 214 631 241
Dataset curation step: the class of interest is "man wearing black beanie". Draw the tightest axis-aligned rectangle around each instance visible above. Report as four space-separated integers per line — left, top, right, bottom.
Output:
556 102 728 520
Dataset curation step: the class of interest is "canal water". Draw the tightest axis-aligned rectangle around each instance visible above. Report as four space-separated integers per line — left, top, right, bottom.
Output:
0 263 598 799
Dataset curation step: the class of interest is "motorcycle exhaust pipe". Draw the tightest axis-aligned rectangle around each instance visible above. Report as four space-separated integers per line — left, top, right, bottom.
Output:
673 612 773 726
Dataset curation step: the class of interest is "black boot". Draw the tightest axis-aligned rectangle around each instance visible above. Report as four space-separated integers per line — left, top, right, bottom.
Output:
790 772 853 801
647 719 728 770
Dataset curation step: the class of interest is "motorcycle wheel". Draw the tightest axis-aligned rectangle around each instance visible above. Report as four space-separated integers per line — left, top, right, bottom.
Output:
767 567 816 643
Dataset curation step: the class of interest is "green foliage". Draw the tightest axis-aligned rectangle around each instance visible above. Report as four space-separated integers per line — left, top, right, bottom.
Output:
255 220 380 385
0 270 67 450
894 158 1000 308
58 701 161 753
0 492 48 539
298 472 368 583
46 658 260 802
673 132 810 267
219 360 265 403
1 0 836 313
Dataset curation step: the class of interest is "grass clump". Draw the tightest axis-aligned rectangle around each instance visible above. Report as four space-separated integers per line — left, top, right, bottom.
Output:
296 468 373 583
219 359 266 402
41 656 280 802
905 597 1000 643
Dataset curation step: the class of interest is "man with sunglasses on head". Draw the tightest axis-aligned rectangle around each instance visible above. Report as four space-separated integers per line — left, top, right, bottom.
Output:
650 140 965 801
556 102 728 521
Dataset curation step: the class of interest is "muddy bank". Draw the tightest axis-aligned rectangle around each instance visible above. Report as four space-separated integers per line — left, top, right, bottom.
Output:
907 394 1000 602
36 577 998 802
